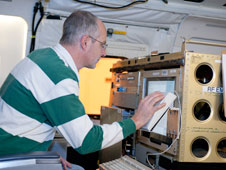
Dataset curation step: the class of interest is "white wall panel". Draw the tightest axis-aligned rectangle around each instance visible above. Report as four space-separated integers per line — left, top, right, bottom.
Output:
174 16 226 54
0 15 28 86
35 18 178 58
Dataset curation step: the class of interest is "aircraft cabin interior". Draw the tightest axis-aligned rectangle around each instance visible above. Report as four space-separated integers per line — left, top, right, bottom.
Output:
0 0 226 169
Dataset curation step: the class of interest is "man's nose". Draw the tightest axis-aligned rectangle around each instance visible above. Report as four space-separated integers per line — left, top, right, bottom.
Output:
102 48 107 57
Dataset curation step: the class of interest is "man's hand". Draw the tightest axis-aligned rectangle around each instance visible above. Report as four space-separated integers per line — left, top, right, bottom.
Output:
131 91 165 129
60 156 72 170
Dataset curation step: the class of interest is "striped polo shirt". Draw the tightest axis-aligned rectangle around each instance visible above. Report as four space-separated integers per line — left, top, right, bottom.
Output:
0 44 136 155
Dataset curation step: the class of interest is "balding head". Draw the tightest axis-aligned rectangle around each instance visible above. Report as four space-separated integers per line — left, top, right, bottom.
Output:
60 10 99 45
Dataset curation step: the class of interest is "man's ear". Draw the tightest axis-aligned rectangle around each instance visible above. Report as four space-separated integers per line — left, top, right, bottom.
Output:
80 35 90 50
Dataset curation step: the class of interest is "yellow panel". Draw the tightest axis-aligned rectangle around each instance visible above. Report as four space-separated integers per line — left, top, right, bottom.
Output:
79 58 121 115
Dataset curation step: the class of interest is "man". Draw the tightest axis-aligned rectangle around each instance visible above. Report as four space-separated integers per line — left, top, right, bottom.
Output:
0 11 165 169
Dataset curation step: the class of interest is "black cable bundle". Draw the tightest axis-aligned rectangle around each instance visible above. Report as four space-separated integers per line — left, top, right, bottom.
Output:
29 1 44 53
73 0 148 9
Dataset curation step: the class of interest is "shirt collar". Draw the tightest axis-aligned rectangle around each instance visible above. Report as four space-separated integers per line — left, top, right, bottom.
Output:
52 43 80 81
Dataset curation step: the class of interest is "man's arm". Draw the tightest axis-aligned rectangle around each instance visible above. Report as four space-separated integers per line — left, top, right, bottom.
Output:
42 80 165 155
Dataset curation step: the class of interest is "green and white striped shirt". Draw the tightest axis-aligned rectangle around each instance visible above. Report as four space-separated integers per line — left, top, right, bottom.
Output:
0 44 136 155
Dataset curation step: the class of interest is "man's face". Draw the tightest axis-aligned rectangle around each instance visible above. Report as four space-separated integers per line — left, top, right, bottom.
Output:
85 20 107 69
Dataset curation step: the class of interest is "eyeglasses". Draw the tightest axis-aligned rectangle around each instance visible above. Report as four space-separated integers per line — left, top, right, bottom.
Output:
89 35 108 50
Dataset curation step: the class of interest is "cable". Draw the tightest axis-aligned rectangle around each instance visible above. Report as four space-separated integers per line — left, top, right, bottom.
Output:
146 156 157 169
73 0 148 9
29 1 44 53
146 90 182 168
162 0 168 4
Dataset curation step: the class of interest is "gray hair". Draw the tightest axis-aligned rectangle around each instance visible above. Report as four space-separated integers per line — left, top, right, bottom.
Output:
60 10 99 45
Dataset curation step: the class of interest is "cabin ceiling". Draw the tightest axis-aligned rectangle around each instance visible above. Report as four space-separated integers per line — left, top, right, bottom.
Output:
143 0 226 20
46 0 226 20
167 0 226 9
